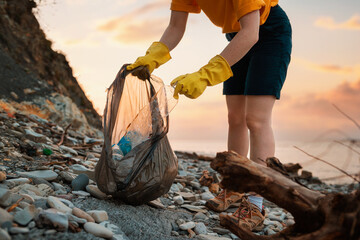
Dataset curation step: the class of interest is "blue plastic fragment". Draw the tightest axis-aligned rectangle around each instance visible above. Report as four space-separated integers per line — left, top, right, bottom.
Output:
118 135 132 155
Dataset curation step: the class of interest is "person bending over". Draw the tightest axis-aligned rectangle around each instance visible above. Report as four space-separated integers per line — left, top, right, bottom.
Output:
127 0 292 232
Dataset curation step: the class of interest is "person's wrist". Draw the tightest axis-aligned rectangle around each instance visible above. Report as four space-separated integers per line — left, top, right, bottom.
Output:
153 41 170 54
205 55 233 86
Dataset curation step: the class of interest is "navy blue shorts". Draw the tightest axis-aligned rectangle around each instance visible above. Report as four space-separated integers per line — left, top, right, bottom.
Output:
223 5 292 99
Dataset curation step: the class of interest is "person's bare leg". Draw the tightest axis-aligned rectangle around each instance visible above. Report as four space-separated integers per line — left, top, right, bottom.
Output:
226 95 249 156
246 95 276 165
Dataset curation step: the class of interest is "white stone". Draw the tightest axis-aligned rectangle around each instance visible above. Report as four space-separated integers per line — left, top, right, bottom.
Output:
24 128 47 143
5 178 31 185
59 171 75 182
72 190 90 197
47 196 72 213
177 183 184 191
267 213 283 222
181 204 207 213
170 184 180 192
9 227 30 234
100 221 129 240
20 193 35 203
179 221 195 230
35 184 54 197
197 234 232 240
70 164 91 172
285 219 295 226
200 191 214 201
86 185 107 199
173 195 184 205
59 145 78 156
190 181 201 189
16 170 58 181
177 192 196 200
84 222 114 239
87 210 109 223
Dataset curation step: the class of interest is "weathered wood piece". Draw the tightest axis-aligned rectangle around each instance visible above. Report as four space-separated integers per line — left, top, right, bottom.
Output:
211 151 360 240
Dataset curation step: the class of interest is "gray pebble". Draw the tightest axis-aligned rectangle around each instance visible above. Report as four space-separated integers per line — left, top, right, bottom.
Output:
193 212 207 221
212 227 231 235
0 188 11 207
13 209 33 226
9 227 30 234
71 174 89 191
28 221 36 228
0 228 11 240
171 231 179 236
1 221 12 231
194 222 207 235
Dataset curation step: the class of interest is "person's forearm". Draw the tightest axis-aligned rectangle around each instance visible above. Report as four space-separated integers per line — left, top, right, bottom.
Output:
220 10 260 66
160 11 188 51
160 25 185 51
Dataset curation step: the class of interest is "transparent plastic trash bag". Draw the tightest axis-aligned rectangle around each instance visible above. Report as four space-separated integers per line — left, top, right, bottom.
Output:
95 65 178 205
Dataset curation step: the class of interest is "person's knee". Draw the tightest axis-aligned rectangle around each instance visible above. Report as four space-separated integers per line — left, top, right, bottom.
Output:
228 110 246 127
246 113 270 132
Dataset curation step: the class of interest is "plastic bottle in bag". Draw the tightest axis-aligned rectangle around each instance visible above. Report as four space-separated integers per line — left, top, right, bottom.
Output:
118 134 132 155
114 131 148 158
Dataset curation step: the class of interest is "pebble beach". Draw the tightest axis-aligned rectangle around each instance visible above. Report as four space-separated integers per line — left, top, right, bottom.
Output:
0 111 358 240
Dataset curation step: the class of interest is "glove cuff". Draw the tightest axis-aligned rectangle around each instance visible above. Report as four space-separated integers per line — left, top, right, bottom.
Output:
215 54 233 78
147 42 172 69
151 41 171 54
206 55 233 86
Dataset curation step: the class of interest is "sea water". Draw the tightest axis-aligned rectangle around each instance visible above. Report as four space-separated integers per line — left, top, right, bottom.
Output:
170 138 360 184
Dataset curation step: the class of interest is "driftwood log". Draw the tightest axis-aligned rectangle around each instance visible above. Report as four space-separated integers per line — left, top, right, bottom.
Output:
211 151 360 240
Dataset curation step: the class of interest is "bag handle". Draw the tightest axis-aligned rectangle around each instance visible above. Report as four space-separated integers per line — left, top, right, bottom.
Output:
121 65 150 82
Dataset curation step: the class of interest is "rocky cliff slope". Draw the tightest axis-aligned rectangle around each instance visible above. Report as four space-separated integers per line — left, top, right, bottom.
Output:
0 0 102 136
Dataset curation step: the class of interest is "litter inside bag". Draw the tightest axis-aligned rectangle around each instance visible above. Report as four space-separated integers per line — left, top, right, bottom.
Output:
95 65 178 205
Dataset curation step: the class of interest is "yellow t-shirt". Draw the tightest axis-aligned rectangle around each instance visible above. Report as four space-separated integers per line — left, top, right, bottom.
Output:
170 0 279 33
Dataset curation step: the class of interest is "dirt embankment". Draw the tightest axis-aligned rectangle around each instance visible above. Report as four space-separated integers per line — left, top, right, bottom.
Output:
0 0 102 135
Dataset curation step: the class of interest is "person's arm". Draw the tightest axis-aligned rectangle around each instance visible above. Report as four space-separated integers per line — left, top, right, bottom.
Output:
171 10 261 99
160 10 189 51
127 11 188 74
220 10 260 66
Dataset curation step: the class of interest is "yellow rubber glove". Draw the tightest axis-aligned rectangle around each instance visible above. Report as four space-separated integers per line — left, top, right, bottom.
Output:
126 42 171 74
170 55 233 99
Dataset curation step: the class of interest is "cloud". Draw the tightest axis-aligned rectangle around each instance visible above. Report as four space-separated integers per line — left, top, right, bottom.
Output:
64 0 87 6
274 79 360 140
64 38 99 47
293 58 360 75
117 0 137 7
315 15 360 31
97 0 170 44
112 17 168 44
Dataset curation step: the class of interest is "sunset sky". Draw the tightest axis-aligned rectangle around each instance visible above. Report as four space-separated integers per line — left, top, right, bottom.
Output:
35 0 360 151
